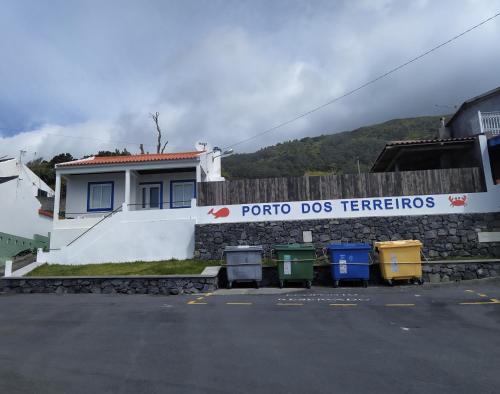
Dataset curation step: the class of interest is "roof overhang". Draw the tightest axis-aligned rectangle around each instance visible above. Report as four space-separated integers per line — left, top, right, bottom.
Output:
56 158 200 175
446 86 500 127
0 175 18 184
371 137 477 172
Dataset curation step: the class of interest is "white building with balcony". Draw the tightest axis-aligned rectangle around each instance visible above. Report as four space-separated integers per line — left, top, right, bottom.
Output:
372 86 500 185
443 86 500 138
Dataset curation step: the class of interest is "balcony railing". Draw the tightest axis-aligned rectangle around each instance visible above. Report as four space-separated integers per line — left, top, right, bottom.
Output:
478 111 500 135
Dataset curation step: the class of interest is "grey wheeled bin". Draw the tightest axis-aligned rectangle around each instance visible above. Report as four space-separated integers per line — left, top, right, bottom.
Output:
224 245 263 289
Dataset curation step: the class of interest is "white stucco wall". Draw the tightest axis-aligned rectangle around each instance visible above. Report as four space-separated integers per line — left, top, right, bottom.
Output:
65 172 125 216
49 216 103 249
0 159 53 197
199 150 225 182
0 164 52 239
42 208 197 264
65 170 197 216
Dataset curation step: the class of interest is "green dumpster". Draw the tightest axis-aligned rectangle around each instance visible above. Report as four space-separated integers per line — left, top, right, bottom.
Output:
273 243 316 289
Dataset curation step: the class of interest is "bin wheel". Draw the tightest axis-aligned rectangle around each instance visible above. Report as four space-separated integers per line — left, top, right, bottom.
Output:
227 281 232 289
306 280 312 289
387 279 394 287
255 281 260 289
362 280 368 288
279 281 284 289
333 280 339 288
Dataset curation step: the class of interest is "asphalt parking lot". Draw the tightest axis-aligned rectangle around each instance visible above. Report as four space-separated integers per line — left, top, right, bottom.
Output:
1 279 499 394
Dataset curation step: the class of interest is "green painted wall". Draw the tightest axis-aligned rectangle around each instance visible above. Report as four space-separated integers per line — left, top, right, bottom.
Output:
0 232 49 265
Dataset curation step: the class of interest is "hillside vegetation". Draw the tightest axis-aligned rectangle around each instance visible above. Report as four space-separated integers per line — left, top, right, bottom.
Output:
222 115 445 179
27 115 445 185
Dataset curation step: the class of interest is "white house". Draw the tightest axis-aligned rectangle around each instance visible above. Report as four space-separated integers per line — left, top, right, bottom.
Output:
0 157 54 264
38 147 225 264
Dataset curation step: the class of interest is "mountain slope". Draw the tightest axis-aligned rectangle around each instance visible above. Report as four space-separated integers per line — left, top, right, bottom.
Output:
222 115 446 178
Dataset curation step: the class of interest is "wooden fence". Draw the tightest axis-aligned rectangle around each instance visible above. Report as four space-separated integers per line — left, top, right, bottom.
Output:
197 167 485 206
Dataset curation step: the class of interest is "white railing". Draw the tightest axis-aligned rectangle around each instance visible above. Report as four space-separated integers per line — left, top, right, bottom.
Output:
478 111 500 135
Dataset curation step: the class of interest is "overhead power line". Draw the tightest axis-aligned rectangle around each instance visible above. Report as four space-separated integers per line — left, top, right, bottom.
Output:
44 132 156 150
223 11 500 150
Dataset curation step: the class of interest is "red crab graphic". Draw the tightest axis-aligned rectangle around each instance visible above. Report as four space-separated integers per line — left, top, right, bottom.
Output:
449 195 467 207
208 207 230 219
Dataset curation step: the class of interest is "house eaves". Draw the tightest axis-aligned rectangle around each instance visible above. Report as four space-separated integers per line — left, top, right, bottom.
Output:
446 86 500 127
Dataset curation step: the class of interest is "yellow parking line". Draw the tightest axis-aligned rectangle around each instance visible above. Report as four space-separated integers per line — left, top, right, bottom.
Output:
330 304 357 307
187 300 208 305
465 290 474 293
385 304 415 307
460 298 500 305
277 303 303 306
226 302 253 305
477 293 488 298
196 297 205 300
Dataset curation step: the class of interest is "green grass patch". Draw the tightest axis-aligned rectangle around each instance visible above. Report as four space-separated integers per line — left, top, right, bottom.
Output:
27 259 221 277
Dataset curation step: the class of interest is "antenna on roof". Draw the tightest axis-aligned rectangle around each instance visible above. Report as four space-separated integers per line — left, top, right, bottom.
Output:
196 141 208 151
19 150 27 165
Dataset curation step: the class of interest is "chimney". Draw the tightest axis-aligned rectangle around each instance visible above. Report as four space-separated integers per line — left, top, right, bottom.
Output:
438 117 451 139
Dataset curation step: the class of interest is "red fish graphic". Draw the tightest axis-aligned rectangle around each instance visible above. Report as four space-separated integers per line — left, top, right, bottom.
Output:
449 195 467 207
208 207 230 218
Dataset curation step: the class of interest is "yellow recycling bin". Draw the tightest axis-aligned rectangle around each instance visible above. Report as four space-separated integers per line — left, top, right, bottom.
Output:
374 240 424 286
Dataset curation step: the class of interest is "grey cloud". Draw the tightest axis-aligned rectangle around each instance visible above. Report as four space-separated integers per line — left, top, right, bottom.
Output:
0 0 499 159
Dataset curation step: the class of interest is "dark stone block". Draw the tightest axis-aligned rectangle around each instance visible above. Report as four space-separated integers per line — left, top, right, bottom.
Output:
450 273 463 281
463 271 477 280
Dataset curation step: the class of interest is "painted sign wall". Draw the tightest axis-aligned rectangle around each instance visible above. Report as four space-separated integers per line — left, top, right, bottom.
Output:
197 191 500 225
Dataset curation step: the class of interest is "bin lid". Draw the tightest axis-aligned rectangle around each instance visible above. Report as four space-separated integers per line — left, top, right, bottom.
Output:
374 240 423 249
328 243 371 251
273 243 315 251
224 245 263 252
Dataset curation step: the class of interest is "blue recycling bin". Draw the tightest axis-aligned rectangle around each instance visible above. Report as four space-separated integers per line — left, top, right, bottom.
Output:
327 243 371 288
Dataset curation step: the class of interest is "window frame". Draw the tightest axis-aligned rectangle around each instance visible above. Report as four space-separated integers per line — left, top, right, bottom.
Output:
87 181 115 212
169 179 196 209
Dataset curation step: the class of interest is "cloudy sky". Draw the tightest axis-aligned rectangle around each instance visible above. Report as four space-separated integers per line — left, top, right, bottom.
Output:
0 0 499 160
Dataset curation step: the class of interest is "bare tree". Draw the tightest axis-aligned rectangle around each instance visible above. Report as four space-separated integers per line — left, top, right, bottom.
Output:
150 112 168 153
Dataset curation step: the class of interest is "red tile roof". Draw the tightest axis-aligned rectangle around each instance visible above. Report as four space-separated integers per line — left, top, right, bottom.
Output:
38 209 54 218
57 151 203 167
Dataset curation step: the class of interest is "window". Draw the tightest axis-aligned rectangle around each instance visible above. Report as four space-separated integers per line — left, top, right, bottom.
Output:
170 180 195 208
87 182 114 212
140 183 162 209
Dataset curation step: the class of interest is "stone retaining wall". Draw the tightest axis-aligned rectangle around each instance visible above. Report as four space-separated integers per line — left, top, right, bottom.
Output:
0 275 218 295
195 213 500 260
1 261 497 294
422 262 499 283
217 261 500 288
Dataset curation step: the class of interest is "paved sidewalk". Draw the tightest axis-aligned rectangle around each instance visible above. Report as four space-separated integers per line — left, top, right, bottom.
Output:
0 278 499 394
